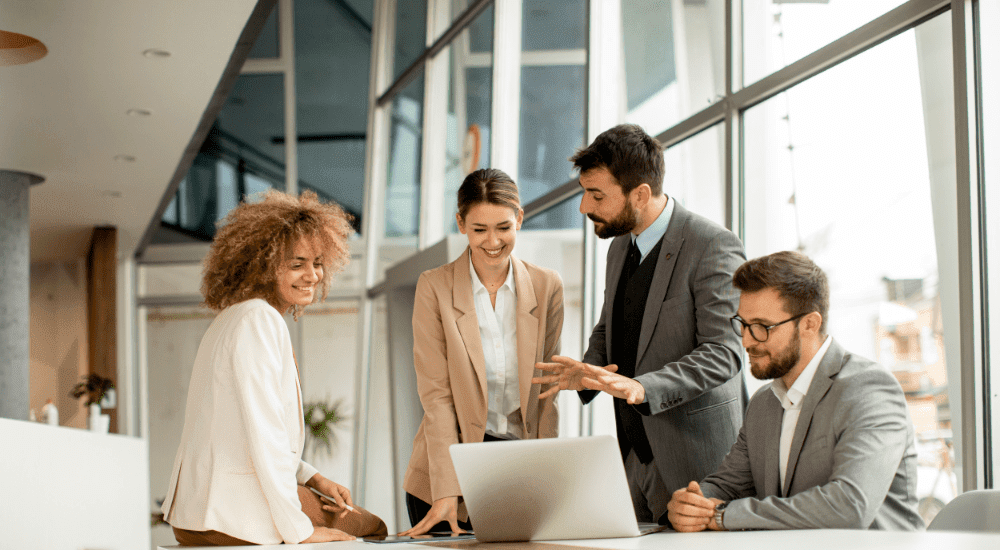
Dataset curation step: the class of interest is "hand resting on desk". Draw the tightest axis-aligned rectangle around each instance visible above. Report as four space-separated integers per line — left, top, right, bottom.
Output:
398 495 466 536
667 481 725 532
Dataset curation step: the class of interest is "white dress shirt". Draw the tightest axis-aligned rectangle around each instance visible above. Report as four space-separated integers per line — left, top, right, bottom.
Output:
469 255 522 439
632 195 674 262
771 335 832 488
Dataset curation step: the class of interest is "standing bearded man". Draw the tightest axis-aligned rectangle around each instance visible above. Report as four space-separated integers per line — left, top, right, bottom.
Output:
534 124 747 525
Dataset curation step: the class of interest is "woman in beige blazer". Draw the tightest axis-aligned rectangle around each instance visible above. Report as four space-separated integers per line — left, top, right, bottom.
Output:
401 168 564 535
161 190 386 546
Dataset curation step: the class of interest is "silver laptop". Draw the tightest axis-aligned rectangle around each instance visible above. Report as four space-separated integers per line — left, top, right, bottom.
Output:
449 435 667 542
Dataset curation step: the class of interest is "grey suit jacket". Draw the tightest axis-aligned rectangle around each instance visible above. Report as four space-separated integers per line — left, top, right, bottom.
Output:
700 339 924 530
582 202 747 494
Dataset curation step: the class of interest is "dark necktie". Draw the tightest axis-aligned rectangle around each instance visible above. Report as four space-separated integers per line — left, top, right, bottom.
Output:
624 239 642 281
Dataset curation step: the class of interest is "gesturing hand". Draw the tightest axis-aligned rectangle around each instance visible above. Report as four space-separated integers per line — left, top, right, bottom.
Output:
398 496 465 536
533 357 646 404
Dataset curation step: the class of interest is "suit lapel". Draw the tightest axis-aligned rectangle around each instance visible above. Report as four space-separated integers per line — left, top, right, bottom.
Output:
635 203 688 366
453 248 488 398
781 339 844 496
762 390 784 497
604 236 629 360
512 256 540 421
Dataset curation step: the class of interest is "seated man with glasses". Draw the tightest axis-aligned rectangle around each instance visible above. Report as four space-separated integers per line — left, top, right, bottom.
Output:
666 251 923 532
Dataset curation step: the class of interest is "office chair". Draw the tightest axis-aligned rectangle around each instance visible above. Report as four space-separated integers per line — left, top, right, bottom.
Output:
926 489 1000 532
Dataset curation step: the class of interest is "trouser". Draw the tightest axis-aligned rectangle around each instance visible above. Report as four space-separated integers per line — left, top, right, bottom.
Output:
405 433 507 531
172 485 388 546
624 449 671 525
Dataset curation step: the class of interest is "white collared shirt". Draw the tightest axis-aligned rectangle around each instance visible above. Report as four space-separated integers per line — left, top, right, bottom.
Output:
771 335 832 488
469 254 522 439
631 195 674 262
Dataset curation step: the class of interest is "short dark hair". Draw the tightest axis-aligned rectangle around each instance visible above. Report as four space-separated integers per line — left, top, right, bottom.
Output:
457 168 521 220
570 123 665 197
733 251 830 335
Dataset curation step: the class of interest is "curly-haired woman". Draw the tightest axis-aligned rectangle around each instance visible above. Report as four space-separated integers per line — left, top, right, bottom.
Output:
161 190 386 545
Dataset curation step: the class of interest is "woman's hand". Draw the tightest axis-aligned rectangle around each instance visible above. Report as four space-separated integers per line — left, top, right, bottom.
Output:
301 526 355 543
308 475 357 518
398 496 465 536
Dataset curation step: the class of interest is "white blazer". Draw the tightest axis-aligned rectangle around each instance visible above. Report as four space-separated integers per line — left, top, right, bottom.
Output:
161 299 318 544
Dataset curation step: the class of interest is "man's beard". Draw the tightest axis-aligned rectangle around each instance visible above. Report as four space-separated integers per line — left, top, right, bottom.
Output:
588 200 639 239
748 328 801 381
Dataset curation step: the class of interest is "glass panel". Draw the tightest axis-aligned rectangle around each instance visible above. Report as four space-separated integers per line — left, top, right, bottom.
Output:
248 5 280 59
385 73 425 238
158 74 286 242
743 14 956 523
138 264 203 297
743 0 908 86
392 0 428 81
518 65 586 228
442 0 492 52
296 0 371 233
981 0 1000 477
664 124 725 227
522 0 586 51
445 5 494 234
513 195 585 437
623 0 725 138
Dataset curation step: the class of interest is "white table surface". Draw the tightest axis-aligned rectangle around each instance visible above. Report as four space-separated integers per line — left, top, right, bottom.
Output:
159 528 1000 550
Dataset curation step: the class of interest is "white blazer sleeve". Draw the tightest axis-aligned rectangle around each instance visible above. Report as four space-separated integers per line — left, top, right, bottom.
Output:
228 307 314 544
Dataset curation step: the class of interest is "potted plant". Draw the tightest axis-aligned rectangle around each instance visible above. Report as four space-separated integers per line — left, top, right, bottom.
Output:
303 399 347 461
69 374 114 433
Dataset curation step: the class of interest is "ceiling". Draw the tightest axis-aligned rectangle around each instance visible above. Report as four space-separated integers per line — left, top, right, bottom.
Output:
0 0 259 262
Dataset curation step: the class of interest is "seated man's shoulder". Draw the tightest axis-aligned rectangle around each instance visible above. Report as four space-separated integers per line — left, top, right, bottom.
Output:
828 351 908 410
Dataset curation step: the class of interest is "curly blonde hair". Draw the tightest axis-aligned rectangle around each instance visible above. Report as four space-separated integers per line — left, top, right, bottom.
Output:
201 189 354 319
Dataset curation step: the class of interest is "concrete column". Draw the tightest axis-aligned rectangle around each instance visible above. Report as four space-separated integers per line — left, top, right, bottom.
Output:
0 170 43 420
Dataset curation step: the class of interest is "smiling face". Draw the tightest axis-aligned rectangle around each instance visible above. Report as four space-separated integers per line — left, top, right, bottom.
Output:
737 287 804 381
457 201 523 272
578 166 639 238
274 237 324 313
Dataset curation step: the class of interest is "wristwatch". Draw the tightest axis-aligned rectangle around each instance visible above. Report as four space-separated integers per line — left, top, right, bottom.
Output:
713 501 728 531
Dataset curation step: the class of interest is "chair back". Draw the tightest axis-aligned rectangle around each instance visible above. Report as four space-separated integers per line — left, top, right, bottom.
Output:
927 489 1000 532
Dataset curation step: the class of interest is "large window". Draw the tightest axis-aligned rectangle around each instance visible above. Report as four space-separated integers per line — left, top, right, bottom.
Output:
385 73 425 238
981 0 1000 480
744 13 957 521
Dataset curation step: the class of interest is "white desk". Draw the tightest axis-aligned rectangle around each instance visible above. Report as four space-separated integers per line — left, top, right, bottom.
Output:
160 528 1000 550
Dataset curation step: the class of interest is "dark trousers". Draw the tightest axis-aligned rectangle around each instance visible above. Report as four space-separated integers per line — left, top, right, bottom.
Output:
405 433 507 531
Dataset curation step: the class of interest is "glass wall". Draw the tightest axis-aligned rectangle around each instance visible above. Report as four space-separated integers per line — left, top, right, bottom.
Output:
362 0 997 529
444 3 494 233
744 13 957 521
623 0 724 137
743 0 909 86
385 73 425 239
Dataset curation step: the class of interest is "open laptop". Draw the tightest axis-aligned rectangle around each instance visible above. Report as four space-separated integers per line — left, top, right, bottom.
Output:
449 435 668 542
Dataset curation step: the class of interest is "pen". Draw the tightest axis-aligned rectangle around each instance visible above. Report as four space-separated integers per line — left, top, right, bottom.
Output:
309 486 356 512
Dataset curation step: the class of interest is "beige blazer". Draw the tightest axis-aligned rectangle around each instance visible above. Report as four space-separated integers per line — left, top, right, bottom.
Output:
161 299 318 545
403 250 564 506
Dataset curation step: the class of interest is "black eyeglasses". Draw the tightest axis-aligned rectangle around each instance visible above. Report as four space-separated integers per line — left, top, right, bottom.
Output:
730 312 810 342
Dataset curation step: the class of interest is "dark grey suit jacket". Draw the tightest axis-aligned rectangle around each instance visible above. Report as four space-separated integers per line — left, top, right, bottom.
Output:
700 339 924 530
582 202 747 495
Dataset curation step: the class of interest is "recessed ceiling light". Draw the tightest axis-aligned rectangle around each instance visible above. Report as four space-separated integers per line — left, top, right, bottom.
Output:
126 108 152 117
114 154 136 163
142 48 171 59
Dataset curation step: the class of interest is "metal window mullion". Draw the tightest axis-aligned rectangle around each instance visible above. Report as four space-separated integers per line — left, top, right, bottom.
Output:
725 0 741 235
491 0 522 181
354 0 393 504
280 0 298 195
731 0 950 113
418 0 451 249
952 0 987 491
377 0 495 107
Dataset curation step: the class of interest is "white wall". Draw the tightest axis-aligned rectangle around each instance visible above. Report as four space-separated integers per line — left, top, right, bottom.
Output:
0 418 150 550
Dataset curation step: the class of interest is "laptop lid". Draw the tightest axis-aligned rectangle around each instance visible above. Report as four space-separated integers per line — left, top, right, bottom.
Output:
449 435 644 542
